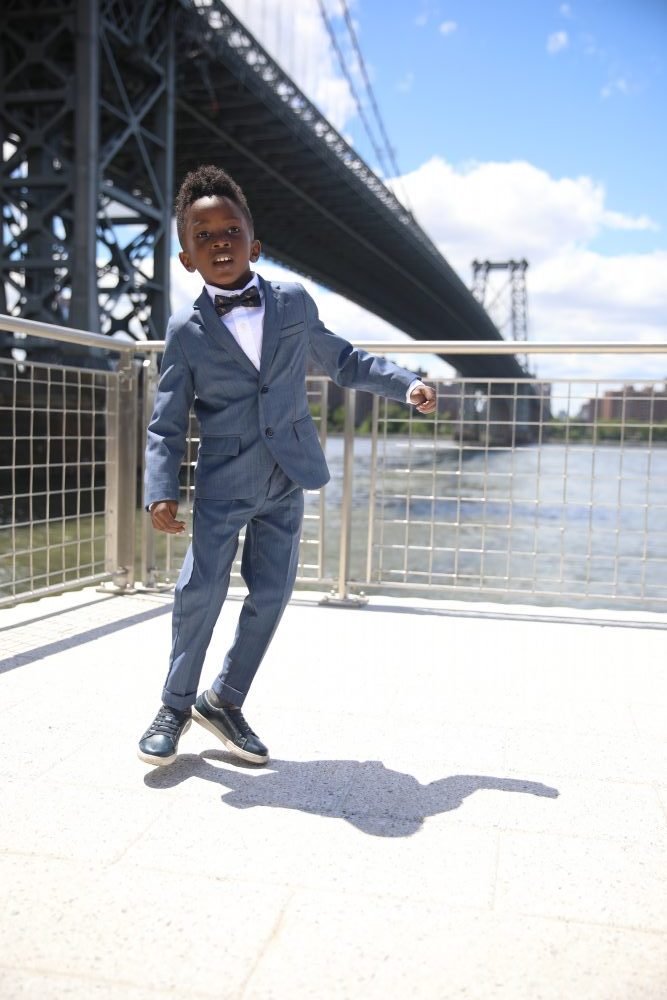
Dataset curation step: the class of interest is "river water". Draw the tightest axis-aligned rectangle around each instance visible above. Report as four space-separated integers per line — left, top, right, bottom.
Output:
305 436 667 611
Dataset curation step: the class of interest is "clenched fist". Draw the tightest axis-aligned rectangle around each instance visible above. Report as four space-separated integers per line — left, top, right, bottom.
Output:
409 383 437 413
150 500 186 534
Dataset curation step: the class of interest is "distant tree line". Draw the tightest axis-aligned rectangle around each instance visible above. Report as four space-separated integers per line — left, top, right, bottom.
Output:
310 402 667 443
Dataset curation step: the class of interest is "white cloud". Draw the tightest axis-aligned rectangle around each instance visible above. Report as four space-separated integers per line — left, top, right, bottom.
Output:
547 30 569 54
439 21 457 36
559 3 572 16
601 207 656 231
392 156 665 380
601 76 631 99
393 157 658 267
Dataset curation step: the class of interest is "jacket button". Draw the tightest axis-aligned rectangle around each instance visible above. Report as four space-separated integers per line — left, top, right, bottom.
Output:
261 385 269 394
265 426 274 437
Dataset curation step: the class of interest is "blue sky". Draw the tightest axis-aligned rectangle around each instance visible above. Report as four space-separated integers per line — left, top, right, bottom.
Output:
177 0 666 382
349 0 666 256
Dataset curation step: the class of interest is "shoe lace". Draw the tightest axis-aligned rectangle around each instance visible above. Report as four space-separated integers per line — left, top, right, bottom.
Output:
147 706 186 738
227 707 256 739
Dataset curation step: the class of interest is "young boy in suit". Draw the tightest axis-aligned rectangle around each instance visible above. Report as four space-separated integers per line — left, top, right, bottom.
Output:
138 164 436 767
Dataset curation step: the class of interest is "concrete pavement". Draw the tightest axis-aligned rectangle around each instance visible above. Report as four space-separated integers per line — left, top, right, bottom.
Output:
1 586 665 999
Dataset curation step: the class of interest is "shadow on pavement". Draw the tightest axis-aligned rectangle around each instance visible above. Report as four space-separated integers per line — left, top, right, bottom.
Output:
145 755 559 837
0 602 172 675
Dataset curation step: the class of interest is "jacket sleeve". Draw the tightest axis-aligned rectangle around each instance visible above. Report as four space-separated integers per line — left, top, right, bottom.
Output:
301 286 418 403
144 320 195 508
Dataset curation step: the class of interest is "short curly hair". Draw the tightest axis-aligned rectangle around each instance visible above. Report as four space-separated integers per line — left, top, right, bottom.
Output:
175 165 254 245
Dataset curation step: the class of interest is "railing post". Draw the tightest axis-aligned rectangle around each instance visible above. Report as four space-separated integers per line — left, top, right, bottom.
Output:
140 354 159 587
317 377 328 580
321 387 367 607
365 394 379 583
105 351 138 590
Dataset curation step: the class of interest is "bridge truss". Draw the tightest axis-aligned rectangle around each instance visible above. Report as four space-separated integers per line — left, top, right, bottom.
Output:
1 0 528 380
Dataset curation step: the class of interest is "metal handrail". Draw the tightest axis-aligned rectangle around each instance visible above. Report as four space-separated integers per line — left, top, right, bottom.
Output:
2 315 664 355
346 341 667 355
116 339 667 356
2 313 666 609
0 314 137 353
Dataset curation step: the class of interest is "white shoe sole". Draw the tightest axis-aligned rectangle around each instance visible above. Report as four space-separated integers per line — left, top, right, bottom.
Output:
191 707 269 765
137 719 191 766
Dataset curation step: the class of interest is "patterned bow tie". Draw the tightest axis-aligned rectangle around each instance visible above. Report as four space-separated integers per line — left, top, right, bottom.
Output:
214 287 261 316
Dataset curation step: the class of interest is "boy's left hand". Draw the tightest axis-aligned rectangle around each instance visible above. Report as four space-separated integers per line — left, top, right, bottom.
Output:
409 384 437 413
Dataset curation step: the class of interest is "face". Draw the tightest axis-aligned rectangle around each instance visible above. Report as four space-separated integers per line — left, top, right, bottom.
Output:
178 195 261 290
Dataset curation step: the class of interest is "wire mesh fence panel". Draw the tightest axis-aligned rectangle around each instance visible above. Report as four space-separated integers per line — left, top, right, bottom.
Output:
364 378 667 610
2 322 666 615
0 358 110 605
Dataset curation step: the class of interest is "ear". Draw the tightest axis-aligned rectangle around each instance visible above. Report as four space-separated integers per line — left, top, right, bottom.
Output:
179 250 195 272
249 239 261 263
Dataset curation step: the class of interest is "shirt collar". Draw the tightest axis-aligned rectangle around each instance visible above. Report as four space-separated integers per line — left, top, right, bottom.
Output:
205 272 260 301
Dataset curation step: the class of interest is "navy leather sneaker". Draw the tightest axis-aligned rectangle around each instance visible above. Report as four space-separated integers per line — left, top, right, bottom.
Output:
192 690 269 764
138 705 192 766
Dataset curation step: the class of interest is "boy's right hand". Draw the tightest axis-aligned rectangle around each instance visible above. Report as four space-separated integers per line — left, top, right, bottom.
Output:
150 501 186 534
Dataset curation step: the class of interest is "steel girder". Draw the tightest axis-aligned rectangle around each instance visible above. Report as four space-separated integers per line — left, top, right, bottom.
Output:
0 1 77 333
1 0 527 381
172 0 527 380
0 0 175 347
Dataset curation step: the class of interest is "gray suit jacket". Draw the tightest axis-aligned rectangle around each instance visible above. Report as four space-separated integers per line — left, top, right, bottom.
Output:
144 275 418 505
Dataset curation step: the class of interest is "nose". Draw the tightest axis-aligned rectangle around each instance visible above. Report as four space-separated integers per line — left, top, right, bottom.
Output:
212 234 230 248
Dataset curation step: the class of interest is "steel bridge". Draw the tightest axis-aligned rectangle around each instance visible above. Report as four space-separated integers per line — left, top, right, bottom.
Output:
0 0 527 381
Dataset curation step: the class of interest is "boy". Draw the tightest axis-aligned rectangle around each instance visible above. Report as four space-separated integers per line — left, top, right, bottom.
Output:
138 165 436 767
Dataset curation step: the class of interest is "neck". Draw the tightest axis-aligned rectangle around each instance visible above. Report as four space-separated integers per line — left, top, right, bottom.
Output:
207 270 255 292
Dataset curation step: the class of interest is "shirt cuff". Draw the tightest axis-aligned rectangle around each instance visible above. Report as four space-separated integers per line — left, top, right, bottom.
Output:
406 378 425 403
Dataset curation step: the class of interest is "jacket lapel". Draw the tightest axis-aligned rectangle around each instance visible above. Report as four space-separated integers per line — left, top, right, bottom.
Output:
258 275 285 382
195 288 259 379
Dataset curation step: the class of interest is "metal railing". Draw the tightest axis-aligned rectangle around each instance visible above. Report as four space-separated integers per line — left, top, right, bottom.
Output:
1 313 665 612
0 318 138 605
363 378 666 608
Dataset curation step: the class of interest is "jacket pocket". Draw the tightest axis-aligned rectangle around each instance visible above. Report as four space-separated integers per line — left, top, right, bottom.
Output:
293 415 318 441
279 322 305 338
199 435 241 456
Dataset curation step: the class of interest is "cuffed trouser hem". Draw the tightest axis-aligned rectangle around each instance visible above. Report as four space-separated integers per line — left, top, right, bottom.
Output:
161 687 197 712
210 678 246 707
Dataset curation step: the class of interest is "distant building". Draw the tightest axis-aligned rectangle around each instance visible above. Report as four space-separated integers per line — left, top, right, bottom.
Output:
579 384 667 423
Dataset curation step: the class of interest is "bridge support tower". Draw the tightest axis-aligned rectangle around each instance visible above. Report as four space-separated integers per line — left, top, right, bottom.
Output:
471 259 529 354
0 0 175 351
466 258 536 445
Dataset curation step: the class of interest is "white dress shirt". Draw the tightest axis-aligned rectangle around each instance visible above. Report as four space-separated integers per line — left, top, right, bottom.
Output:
205 273 264 370
205 273 425 401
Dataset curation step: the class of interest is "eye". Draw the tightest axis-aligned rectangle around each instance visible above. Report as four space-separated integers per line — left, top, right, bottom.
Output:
195 230 210 239
228 226 240 234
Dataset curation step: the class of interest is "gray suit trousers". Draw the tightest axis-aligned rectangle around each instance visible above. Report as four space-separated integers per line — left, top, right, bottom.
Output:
161 466 303 710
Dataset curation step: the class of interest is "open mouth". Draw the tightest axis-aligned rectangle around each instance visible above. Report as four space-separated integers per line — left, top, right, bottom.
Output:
212 256 233 264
